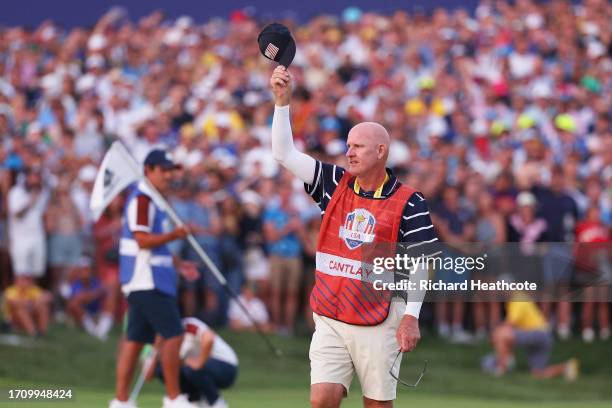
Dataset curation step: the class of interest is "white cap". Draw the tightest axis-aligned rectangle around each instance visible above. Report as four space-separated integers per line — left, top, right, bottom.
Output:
86 54 105 69
215 112 232 128
176 16 193 29
182 33 200 47
475 5 491 19
212 148 237 168
525 13 543 30
587 42 605 59
87 34 107 51
427 117 448 137
531 82 552 99
470 120 487 135
516 191 537 207
219 155 238 169
243 91 262 107
163 28 183 46
214 89 231 104
40 73 62 96
581 21 600 37
75 74 96 93
325 139 346 156
241 190 262 207
27 122 42 135
79 164 97 183
41 25 57 42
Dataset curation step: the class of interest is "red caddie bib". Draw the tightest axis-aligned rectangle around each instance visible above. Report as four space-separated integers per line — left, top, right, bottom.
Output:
310 172 415 325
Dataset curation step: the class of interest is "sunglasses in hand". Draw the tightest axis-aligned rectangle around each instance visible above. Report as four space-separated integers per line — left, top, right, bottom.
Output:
389 351 428 388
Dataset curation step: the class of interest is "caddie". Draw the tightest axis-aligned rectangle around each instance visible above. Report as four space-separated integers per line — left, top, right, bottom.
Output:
110 149 199 408
270 62 439 408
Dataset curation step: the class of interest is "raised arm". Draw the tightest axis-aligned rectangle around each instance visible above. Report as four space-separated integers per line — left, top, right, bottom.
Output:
270 66 317 184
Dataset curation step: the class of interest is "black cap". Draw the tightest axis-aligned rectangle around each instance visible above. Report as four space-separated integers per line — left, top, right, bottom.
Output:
257 23 296 67
143 149 180 169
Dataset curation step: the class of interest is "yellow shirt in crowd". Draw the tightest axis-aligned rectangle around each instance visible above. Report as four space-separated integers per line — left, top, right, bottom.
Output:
506 301 548 331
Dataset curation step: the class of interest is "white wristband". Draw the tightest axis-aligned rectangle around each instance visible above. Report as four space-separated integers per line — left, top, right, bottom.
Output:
404 301 422 318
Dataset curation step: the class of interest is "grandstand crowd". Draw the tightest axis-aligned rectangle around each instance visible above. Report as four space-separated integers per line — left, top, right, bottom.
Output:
0 0 609 344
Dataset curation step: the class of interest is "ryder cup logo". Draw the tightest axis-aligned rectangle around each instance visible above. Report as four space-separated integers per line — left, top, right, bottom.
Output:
339 208 376 250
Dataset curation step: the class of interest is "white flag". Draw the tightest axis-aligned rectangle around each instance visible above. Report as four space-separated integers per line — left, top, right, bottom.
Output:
90 142 141 222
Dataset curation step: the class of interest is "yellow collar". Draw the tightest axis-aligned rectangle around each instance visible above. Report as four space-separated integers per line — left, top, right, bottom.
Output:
353 172 389 198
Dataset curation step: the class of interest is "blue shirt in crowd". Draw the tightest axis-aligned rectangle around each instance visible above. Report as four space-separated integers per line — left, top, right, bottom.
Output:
263 204 302 258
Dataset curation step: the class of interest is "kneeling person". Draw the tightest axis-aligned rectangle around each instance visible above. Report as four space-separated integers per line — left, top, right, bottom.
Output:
147 317 238 408
485 299 578 380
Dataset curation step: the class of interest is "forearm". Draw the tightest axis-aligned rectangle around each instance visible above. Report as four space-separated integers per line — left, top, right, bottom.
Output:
196 333 214 367
133 231 180 249
271 105 316 184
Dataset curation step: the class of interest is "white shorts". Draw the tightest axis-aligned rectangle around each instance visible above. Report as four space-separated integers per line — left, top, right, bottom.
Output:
10 239 46 278
244 248 269 281
309 302 404 401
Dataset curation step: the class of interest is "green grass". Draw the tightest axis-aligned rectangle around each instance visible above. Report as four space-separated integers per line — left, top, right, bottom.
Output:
0 325 611 407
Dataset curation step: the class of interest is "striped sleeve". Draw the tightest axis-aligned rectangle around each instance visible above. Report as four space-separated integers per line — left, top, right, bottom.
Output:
398 192 439 256
304 161 345 215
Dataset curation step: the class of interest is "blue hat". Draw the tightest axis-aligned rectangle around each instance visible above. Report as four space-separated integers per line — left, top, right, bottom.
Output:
143 149 180 169
4 153 24 171
342 7 362 24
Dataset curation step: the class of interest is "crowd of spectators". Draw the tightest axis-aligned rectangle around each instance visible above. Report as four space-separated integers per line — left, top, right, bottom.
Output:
0 0 610 343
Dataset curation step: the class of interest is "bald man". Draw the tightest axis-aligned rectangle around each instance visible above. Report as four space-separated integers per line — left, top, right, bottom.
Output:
270 66 438 408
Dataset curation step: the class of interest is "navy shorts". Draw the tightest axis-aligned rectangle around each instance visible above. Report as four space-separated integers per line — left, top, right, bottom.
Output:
126 290 184 343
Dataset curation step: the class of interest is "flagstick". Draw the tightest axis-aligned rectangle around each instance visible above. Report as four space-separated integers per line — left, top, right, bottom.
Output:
115 142 282 357
129 348 157 403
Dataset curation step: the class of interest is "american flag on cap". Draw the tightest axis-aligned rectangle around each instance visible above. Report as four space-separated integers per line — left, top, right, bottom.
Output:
264 43 280 60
